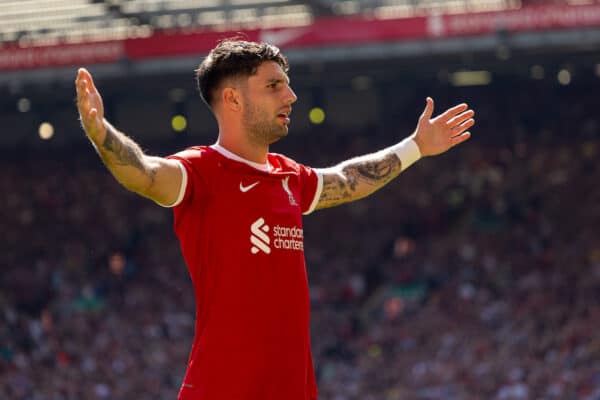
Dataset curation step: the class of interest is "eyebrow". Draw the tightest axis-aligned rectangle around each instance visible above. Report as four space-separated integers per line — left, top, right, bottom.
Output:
267 77 290 85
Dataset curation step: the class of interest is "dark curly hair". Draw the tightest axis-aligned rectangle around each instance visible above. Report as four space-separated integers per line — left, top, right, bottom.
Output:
196 39 289 107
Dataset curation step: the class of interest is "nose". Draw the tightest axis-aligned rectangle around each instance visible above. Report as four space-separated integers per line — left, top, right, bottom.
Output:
284 85 297 105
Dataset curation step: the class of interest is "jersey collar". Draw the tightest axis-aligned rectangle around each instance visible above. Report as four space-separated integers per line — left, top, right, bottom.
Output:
211 143 272 172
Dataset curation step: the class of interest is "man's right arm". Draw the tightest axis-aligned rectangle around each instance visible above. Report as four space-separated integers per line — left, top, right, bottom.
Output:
76 68 182 206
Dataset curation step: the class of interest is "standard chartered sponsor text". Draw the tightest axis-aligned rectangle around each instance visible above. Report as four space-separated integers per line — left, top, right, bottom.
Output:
273 225 304 251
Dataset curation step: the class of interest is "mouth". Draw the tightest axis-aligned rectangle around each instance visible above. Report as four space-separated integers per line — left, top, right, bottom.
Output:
277 108 292 124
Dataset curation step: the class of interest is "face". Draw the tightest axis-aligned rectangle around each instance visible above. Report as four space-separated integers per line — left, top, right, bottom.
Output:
240 61 297 145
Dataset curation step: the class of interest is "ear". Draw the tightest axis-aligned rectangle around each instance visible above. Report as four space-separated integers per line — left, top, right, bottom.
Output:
222 87 242 112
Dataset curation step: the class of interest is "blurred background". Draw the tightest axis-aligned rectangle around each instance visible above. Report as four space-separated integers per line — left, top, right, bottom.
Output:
1 0 600 399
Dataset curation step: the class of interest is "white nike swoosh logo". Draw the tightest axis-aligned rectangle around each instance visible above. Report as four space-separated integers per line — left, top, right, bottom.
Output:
240 181 260 192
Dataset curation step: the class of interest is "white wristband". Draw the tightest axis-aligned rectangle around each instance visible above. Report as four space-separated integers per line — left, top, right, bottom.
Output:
391 137 421 171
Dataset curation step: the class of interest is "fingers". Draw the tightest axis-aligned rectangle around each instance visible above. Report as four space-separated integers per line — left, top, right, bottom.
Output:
75 68 99 101
76 70 89 105
447 109 474 127
451 117 475 136
78 68 99 93
76 67 103 116
76 84 92 121
419 97 434 122
450 131 471 147
75 67 106 138
437 103 475 143
76 68 91 85
436 103 469 123
76 69 95 100
76 85 89 116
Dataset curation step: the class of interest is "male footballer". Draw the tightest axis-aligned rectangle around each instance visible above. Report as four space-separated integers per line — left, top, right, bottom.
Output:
75 39 474 400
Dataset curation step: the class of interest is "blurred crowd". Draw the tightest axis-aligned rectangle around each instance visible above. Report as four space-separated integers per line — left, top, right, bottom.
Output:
1 78 599 400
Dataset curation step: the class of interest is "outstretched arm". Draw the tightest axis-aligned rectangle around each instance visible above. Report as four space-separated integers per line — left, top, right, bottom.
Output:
76 68 182 206
315 97 474 210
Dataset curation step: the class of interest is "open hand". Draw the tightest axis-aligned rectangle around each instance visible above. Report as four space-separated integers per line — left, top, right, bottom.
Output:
76 68 106 142
413 97 474 157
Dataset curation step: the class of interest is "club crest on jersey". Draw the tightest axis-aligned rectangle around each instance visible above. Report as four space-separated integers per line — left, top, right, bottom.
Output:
281 177 298 206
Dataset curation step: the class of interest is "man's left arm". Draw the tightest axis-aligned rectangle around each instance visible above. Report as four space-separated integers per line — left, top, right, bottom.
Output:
314 97 474 210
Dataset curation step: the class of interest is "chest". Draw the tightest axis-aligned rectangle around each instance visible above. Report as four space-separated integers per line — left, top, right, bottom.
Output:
212 172 301 215
202 171 305 257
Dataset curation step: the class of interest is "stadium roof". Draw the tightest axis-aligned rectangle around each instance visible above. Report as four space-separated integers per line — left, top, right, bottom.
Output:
0 0 598 87
0 0 525 47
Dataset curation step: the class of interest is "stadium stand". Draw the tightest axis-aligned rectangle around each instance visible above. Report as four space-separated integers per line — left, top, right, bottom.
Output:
1 0 564 46
1 71 599 398
0 0 313 46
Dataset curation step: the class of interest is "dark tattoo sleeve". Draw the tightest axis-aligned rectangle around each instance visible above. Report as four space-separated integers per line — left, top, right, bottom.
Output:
102 125 145 170
317 151 402 209
99 125 156 187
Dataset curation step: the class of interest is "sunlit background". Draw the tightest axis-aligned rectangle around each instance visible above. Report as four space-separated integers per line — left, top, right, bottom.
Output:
2 0 600 399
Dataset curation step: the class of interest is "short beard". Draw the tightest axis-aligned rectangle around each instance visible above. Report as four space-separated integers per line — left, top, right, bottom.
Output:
242 100 287 146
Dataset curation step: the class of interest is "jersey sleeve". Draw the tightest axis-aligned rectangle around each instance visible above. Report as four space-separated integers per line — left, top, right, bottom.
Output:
154 160 188 208
164 147 207 208
298 164 323 216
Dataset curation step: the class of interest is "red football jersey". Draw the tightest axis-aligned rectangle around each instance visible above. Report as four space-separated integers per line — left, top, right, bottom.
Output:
167 144 323 400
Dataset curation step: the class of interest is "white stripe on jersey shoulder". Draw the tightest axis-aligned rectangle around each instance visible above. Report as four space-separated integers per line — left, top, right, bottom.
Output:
155 160 188 208
303 169 324 215
211 143 272 172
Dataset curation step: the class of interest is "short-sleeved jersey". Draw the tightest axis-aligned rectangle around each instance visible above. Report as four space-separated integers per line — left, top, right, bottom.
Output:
167 144 323 400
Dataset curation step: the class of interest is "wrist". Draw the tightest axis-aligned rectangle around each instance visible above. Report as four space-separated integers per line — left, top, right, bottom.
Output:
390 136 421 171
93 119 110 145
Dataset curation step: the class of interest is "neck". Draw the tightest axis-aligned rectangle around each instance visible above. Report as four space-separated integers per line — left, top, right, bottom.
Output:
216 136 269 164
215 111 271 164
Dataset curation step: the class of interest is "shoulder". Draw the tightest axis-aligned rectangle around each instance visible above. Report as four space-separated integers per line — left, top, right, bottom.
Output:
167 146 222 188
168 145 215 163
268 152 310 174
165 146 219 205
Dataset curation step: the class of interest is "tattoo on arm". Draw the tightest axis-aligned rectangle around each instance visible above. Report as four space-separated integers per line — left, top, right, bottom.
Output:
103 125 145 170
317 151 402 209
101 125 156 185
319 173 353 207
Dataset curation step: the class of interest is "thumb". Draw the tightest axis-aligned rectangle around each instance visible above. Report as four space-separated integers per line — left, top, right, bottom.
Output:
419 97 434 122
